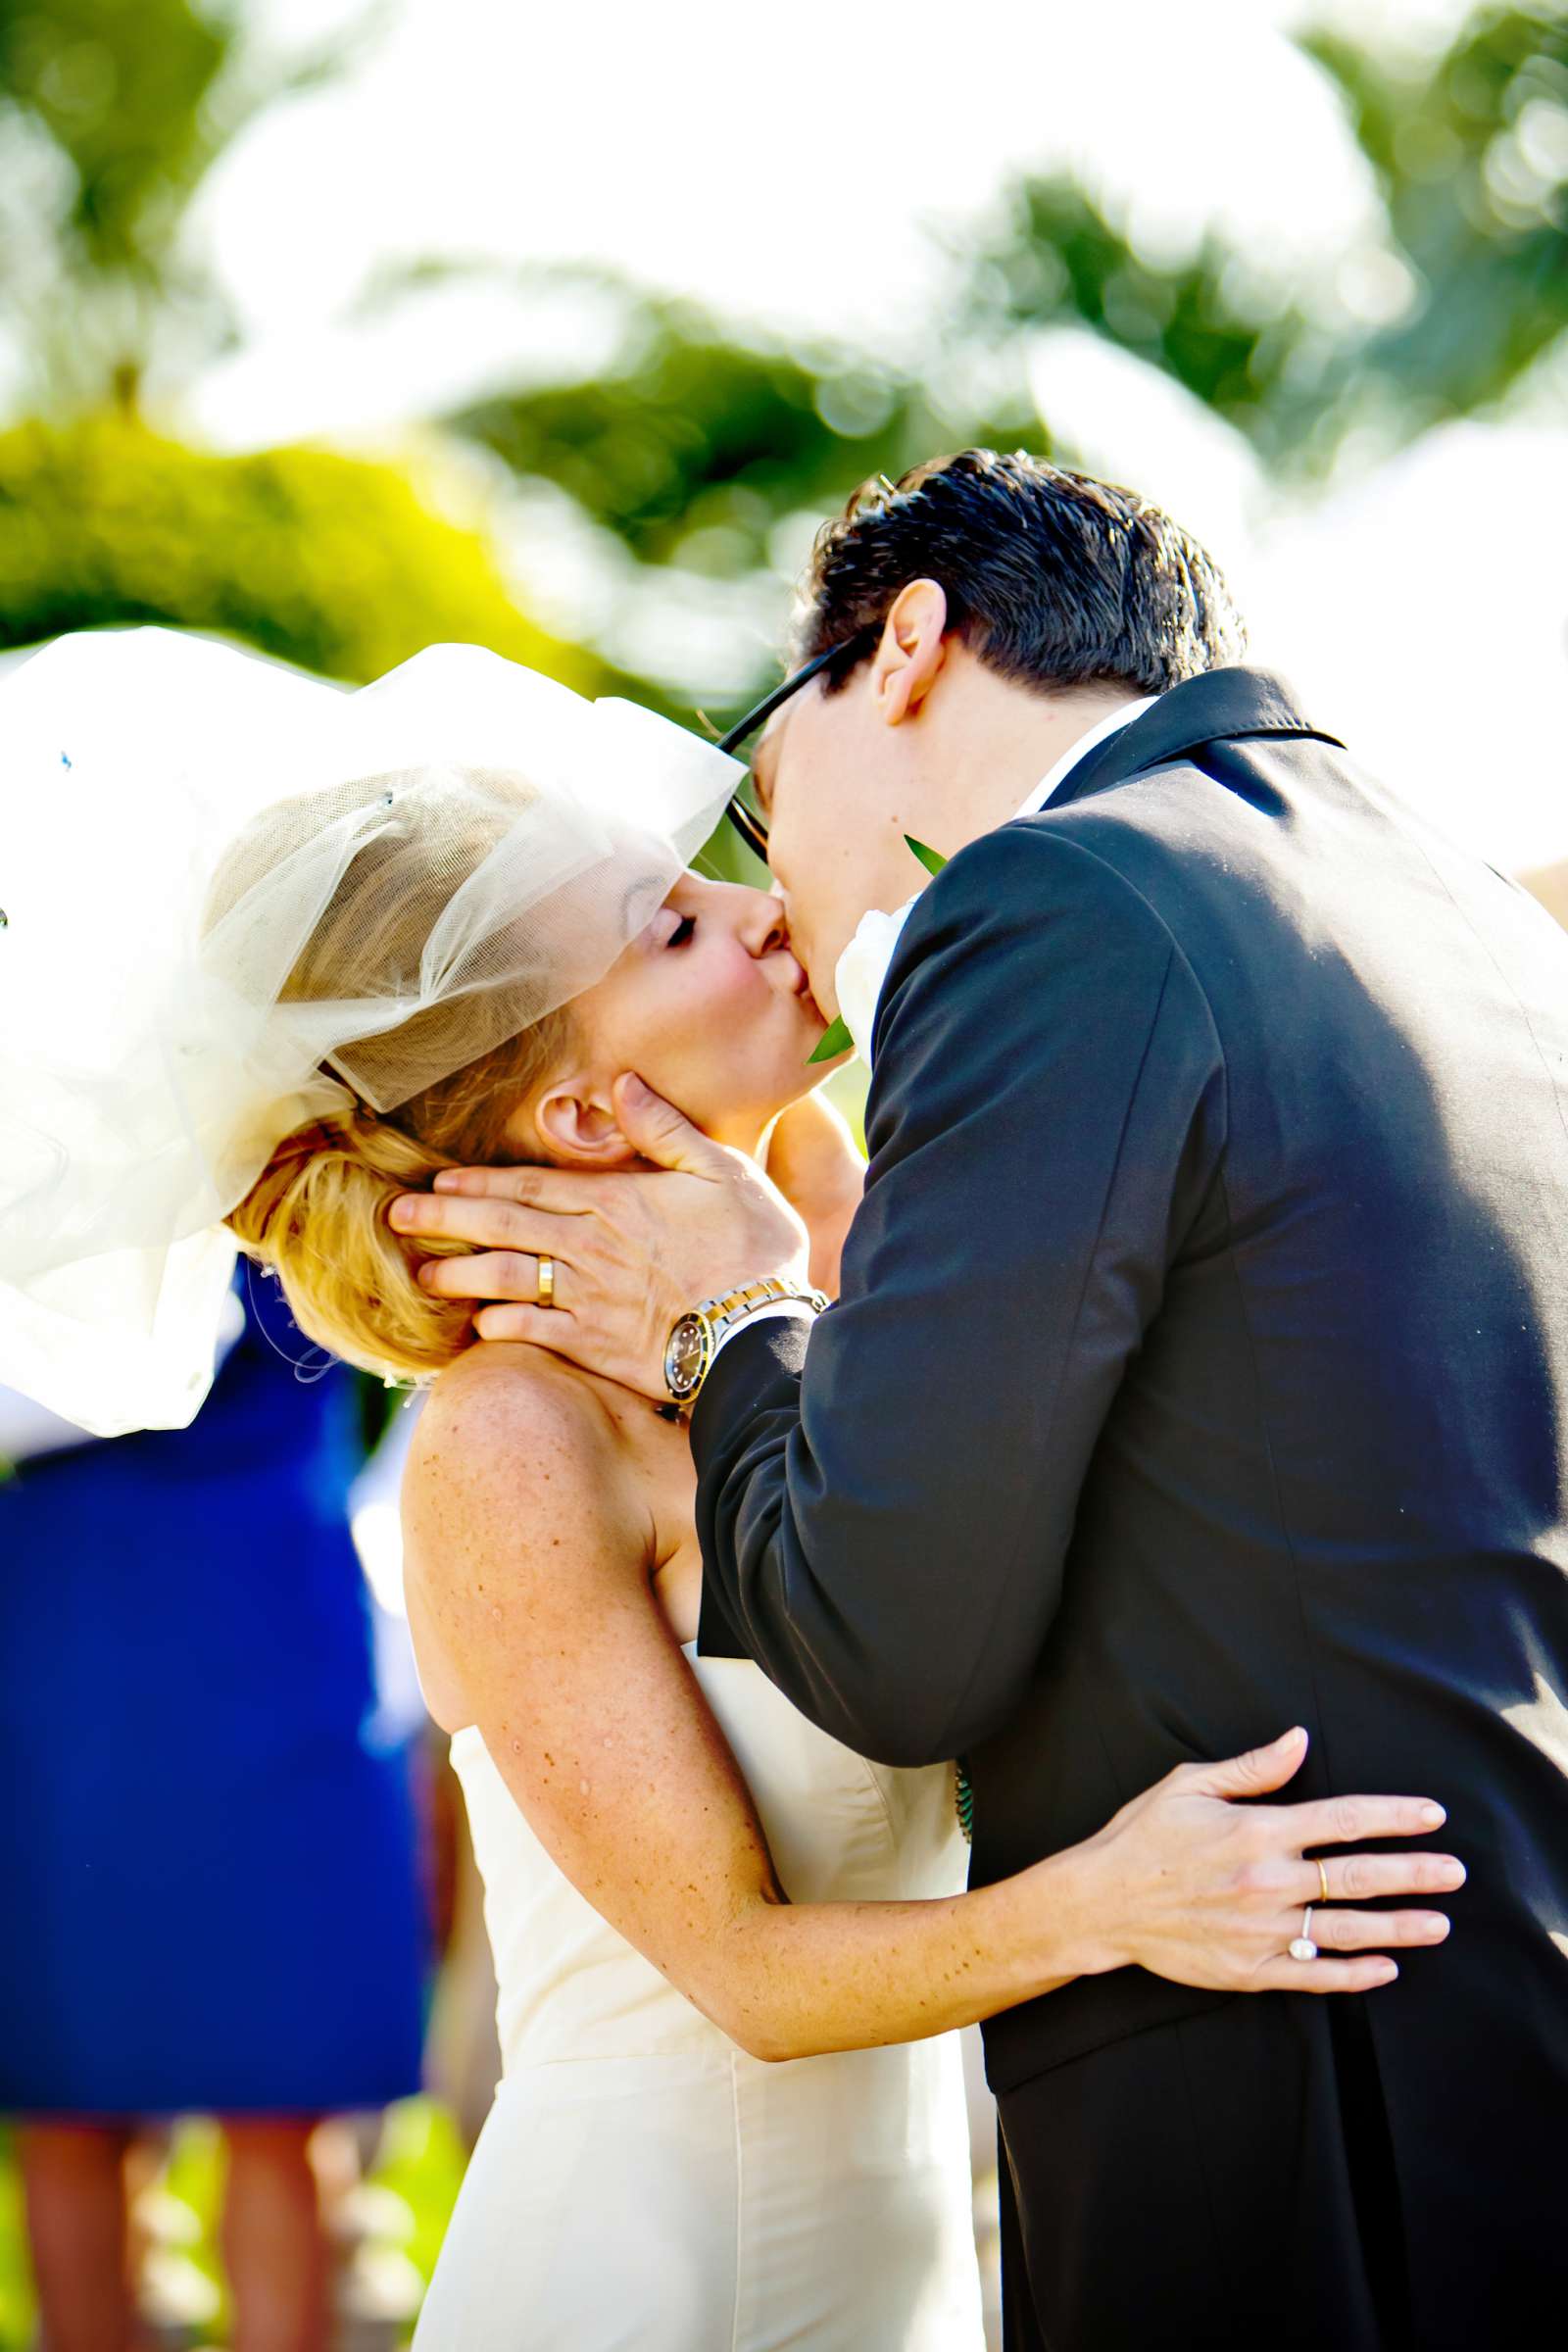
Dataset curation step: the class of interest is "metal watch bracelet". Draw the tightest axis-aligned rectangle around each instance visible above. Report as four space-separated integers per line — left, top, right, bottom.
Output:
662 1277 829 1404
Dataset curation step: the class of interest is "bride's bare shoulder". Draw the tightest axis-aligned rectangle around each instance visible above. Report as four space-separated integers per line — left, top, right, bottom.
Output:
407 1343 624 1516
402 1348 648 1736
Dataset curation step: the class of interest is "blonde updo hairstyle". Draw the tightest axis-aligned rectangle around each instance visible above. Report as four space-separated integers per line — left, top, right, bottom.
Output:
220 771 574 1386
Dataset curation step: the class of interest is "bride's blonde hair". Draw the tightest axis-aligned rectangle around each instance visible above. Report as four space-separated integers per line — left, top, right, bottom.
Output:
222 791 573 1386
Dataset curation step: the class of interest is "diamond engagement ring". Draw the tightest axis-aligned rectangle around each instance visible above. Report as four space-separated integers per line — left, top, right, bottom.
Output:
1289 1906 1319 1963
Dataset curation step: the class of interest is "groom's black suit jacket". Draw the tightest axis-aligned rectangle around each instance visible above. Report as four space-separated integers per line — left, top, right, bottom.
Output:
693 667 1568 2346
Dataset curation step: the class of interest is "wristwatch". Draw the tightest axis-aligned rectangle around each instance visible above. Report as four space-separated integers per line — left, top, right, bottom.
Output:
662 1277 829 1405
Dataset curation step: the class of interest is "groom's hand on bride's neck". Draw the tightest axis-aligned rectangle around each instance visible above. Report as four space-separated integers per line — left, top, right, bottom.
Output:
388 1075 808 1399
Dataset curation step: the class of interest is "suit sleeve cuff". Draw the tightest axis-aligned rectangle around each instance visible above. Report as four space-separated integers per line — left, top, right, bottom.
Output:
691 1309 812 1658
708 1299 808 1365
691 1307 812 1458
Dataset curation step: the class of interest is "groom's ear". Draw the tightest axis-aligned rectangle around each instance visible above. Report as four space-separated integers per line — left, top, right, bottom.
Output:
532 1082 634 1169
872 578 950 728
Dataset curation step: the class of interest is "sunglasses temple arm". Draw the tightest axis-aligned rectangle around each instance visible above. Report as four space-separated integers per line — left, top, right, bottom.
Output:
723 800 769 858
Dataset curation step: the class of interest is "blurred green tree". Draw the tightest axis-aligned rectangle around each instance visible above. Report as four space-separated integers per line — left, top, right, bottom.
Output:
956 3 1568 470
436 2 1566 703
0 0 364 410
1304 4 1568 430
449 275 1037 581
0 409 592 681
4 1 1563 700
0 2 592 684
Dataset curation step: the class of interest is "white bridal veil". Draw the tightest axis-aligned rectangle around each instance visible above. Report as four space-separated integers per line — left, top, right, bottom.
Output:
0 628 742 1438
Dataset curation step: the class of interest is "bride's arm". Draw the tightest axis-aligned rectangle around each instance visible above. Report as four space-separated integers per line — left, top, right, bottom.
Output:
404 1358 1459 2065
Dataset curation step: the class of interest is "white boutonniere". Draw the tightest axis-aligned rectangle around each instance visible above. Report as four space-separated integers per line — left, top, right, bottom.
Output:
810 838 949 1068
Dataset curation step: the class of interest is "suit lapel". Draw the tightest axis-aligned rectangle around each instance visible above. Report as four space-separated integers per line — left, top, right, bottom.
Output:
1049 666 1347 809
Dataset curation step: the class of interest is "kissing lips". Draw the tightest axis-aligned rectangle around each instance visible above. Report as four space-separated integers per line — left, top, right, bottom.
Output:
785 956 828 1029
771 946 813 1001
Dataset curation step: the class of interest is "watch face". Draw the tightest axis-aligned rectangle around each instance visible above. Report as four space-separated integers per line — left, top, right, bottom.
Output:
665 1314 710 1399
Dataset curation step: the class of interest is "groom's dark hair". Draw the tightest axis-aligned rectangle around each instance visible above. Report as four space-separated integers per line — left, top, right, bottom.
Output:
793 449 1246 695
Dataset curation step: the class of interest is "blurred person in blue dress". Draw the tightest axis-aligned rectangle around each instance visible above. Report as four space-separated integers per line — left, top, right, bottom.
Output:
0 1269 427 2352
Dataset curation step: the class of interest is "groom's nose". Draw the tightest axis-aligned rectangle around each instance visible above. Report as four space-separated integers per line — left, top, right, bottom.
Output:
736 887 790 959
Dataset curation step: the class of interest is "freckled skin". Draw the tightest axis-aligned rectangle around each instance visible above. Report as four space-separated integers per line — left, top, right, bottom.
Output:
396 1338 1099 2063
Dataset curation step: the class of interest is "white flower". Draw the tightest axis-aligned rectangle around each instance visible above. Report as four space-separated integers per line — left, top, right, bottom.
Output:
833 896 918 1067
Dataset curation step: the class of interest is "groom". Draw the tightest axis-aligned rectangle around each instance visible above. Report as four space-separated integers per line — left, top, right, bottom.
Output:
400 453 1568 2346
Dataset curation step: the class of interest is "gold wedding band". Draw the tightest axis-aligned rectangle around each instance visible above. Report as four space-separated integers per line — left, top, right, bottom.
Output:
536 1254 556 1309
1317 1858 1331 1906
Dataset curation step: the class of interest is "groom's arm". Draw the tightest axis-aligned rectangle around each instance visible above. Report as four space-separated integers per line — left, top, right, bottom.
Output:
692 822 1226 1768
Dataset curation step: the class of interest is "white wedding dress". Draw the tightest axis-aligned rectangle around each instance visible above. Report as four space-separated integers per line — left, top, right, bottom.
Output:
415 1643 986 2351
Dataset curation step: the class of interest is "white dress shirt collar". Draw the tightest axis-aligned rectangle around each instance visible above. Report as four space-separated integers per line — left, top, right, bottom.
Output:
829 697 1161 1072
1015 695 1159 820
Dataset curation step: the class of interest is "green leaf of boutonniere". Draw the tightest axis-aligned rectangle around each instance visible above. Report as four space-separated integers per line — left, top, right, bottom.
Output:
808 1015 855 1065
905 835 949 878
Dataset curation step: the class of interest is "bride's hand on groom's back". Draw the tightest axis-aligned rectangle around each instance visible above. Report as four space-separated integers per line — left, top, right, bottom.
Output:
1038 1728 1465 1997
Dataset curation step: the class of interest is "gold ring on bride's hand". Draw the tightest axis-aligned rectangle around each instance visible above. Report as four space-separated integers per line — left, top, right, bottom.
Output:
536 1254 556 1308
1317 1858 1330 1906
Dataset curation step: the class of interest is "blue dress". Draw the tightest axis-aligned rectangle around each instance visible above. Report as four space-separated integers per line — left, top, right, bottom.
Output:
0 1272 427 2116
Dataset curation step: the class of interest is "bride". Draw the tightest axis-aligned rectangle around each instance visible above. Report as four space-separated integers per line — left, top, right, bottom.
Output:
0 632 1458 2352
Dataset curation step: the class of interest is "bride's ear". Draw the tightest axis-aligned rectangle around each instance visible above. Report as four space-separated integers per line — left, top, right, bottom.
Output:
533 1080 633 1168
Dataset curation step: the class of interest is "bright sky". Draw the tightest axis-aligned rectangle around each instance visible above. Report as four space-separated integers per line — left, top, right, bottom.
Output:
174 0 1565 872
193 0 1420 431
